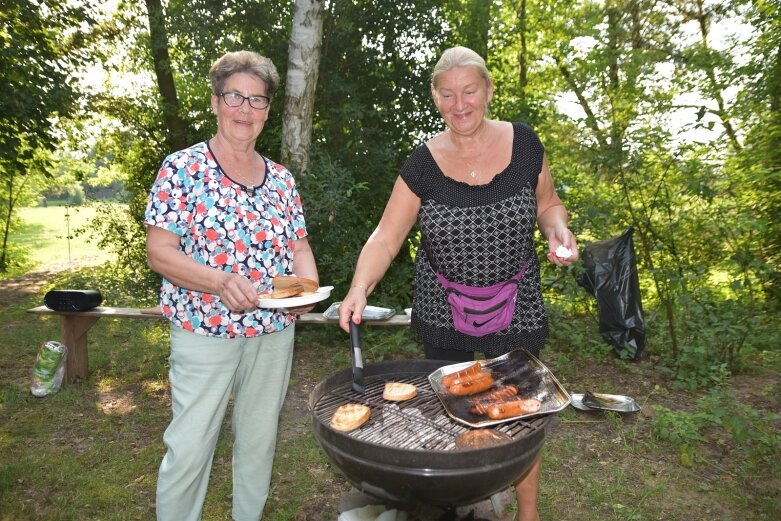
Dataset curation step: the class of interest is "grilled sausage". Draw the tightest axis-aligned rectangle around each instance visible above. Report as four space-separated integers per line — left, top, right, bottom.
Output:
486 398 542 419
470 385 520 415
447 369 493 389
474 384 519 403
447 371 495 396
441 361 482 388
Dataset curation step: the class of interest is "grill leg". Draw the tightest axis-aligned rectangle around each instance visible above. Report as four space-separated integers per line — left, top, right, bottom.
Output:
337 488 380 512
455 487 516 521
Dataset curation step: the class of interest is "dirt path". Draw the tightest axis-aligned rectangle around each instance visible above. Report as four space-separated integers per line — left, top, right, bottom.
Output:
0 256 105 308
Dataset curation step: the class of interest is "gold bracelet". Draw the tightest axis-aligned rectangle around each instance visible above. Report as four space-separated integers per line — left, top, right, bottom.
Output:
351 283 368 292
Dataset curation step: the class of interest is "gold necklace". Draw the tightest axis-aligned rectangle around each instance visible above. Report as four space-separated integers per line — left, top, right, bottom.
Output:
465 153 482 180
458 127 488 181
460 136 485 180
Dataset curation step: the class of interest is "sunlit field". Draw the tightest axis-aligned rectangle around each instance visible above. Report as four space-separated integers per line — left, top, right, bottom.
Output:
11 205 117 269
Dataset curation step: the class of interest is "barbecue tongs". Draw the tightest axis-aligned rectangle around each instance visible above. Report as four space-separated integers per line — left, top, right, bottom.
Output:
348 318 366 393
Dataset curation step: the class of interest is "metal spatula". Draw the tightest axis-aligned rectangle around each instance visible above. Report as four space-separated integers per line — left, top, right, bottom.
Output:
348 318 365 393
582 391 641 412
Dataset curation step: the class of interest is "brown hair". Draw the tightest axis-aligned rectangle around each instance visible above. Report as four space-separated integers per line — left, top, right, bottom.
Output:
209 51 280 97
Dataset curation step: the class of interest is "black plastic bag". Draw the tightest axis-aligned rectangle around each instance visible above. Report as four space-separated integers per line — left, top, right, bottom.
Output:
577 227 645 360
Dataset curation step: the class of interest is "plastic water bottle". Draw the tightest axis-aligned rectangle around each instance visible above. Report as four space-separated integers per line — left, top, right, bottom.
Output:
31 341 68 397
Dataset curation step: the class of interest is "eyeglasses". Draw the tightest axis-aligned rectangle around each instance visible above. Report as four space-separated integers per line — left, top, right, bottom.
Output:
219 91 271 110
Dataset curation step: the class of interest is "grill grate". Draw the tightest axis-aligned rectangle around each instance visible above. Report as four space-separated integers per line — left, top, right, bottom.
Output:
314 373 545 451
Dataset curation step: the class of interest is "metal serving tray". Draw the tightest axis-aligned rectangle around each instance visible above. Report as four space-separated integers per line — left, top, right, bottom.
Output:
580 391 641 413
428 349 571 428
569 393 593 411
322 302 395 321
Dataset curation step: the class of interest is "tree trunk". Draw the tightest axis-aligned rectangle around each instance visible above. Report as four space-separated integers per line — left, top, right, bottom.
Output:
281 0 324 176
683 0 742 152
0 180 13 271
464 0 491 59
144 0 188 152
0 175 27 272
517 0 527 92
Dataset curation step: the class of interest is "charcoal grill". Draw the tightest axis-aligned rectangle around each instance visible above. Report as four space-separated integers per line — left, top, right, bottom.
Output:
309 359 551 508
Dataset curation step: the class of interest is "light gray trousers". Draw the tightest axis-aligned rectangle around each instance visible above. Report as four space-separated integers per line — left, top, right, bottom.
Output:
156 324 295 521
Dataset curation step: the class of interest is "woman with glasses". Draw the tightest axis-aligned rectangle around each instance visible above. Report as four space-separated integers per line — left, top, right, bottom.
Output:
144 50 318 521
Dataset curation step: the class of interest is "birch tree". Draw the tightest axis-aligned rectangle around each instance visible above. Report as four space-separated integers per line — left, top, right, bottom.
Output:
282 0 324 175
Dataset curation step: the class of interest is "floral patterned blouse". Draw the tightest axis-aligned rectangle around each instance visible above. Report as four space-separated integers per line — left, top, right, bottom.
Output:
144 141 308 338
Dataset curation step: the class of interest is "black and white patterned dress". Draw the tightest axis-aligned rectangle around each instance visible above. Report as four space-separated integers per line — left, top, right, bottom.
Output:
400 122 548 357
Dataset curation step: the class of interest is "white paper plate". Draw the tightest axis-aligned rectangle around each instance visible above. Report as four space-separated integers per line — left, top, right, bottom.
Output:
258 286 334 309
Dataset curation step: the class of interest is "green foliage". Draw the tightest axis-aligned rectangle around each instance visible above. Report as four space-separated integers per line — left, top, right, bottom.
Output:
658 282 781 390
0 0 93 167
87 201 153 287
300 145 416 311
0 0 96 270
298 149 369 297
7 0 780 392
362 327 422 361
651 387 781 472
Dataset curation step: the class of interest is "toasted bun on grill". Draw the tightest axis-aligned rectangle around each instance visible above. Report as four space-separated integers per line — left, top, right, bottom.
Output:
455 428 512 450
382 382 417 401
330 403 371 432
273 276 319 294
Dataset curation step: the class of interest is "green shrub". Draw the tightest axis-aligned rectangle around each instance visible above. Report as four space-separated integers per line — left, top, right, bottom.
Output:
651 387 781 472
300 148 414 312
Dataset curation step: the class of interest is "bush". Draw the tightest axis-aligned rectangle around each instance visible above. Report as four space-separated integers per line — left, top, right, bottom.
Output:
651 387 781 471
300 148 414 312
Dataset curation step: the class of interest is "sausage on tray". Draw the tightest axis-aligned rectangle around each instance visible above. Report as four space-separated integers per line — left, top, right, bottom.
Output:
470 385 520 415
447 371 495 396
441 361 482 388
473 384 519 403
486 398 543 420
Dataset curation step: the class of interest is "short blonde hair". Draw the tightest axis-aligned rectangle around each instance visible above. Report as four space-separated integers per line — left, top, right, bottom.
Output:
431 46 492 89
209 51 280 97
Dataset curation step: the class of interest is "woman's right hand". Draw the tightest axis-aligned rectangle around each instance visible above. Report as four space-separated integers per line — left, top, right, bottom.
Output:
338 287 368 333
217 272 262 313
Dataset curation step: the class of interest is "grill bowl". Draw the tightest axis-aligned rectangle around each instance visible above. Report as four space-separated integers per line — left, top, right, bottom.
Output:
309 359 549 507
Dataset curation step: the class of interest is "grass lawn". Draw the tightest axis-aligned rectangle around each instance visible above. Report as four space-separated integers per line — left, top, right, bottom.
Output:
7 205 116 273
0 262 778 519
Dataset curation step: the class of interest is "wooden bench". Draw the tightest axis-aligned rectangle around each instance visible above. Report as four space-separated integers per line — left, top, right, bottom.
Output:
27 306 411 384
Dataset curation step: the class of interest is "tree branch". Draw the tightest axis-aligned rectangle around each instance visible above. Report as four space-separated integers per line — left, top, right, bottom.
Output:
555 56 608 148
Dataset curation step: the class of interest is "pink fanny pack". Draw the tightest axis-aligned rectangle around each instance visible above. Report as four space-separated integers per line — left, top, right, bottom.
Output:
421 236 530 337
434 262 529 337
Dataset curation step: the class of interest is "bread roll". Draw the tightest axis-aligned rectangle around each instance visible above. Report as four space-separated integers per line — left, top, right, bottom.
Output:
273 276 319 294
382 382 417 401
330 403 371 432
270 284 304 299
